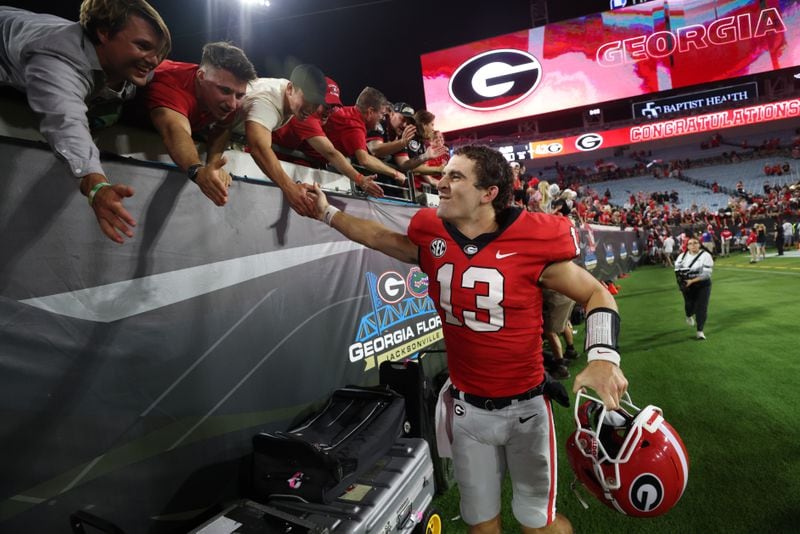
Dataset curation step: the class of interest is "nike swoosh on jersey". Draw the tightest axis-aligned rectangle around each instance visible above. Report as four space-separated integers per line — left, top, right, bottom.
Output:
495 251 518 259
519 414 537 424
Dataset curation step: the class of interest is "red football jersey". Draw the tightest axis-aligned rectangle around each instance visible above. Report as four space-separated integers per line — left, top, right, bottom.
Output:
408 208 579 397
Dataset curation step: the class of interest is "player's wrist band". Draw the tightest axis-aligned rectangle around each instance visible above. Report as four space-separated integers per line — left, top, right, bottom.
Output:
587 347 621 366
322 205 340 226
584 308 621 366
354 173 364 186
87 182 112 206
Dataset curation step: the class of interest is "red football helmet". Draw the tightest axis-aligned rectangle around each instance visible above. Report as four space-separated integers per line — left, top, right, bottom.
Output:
566 390 689 517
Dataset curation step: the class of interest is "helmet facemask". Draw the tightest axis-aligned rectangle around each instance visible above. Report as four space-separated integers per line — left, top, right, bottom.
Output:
566 390 689 517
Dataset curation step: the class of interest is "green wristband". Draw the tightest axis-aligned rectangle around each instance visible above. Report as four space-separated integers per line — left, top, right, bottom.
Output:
88 182 112 206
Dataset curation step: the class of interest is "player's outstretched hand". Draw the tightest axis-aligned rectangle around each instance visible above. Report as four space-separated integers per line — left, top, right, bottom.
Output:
92 183 136 244
572 360 628 410
309 183 329 220
283 181 317 218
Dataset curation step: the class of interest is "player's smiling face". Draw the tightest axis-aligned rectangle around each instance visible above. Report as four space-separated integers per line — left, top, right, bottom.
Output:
436 155 492 224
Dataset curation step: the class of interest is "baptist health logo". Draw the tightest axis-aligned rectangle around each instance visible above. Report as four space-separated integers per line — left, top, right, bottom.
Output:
348 267 443 372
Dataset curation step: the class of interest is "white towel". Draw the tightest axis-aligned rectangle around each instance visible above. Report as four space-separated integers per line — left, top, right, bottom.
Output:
434 377 454 458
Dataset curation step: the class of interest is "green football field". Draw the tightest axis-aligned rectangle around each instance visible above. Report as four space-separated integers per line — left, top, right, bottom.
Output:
432 248 800 533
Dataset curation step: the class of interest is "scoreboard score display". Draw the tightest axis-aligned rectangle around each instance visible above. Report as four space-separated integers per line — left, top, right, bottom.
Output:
420 0 800 133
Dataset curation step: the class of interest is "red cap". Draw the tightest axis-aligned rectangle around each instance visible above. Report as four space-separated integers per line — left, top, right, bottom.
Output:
325 77 342 106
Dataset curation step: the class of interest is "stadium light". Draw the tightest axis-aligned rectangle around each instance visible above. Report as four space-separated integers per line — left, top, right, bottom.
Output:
240 0 271 6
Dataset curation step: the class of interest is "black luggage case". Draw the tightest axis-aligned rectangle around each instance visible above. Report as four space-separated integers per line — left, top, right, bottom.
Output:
251 385 406 504
192 438 436 534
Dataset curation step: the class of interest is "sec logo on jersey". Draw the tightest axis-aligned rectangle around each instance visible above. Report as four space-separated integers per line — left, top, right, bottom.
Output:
449 49 542 111
430 238 447 258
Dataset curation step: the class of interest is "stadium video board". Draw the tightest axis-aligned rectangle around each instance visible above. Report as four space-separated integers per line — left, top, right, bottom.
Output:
496 98 800 162
421 0 800 133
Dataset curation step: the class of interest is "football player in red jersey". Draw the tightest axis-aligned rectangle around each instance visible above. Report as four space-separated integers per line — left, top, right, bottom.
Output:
310 145 628 534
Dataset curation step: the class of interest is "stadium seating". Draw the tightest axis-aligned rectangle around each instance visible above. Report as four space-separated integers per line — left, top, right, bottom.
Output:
589 175 730 211
682 157 797 194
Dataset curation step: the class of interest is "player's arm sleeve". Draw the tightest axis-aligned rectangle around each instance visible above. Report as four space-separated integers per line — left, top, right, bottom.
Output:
23 54 104 177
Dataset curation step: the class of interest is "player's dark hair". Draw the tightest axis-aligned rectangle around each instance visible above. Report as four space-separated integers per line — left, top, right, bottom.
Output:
200 42 257 82
453 145 512 216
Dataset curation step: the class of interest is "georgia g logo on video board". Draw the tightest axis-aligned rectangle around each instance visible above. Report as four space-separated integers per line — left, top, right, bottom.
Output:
575 133 604 151
448 49 542 111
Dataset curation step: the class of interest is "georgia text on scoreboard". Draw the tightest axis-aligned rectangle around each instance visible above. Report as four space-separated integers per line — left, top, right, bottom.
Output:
421 0 800 132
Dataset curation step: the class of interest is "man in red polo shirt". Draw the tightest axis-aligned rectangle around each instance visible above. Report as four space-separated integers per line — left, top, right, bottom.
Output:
322 86 407 191
143 41 257 206
271 77 384 198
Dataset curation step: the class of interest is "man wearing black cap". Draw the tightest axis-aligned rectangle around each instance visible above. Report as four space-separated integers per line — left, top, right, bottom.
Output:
368 101 416 160
209 64 328 217
368 101 446 174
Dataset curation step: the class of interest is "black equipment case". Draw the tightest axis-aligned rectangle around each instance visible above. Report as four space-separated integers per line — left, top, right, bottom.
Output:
250 385 406 504
191 438 436 533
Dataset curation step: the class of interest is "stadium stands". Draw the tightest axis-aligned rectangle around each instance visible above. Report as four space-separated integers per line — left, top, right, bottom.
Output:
682 157 798 194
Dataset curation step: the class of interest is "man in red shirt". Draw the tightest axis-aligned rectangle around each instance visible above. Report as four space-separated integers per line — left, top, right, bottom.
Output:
309 145 627 534
322 86 407 190
143 41 256 206
272 77 384 198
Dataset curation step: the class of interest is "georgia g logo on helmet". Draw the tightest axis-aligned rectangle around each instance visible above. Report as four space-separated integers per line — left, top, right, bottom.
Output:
565 391 689 518
449 49 542 111
630 473 665 513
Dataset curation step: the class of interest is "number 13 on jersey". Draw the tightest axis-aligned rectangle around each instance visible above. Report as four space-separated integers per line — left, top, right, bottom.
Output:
436 264 505 332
